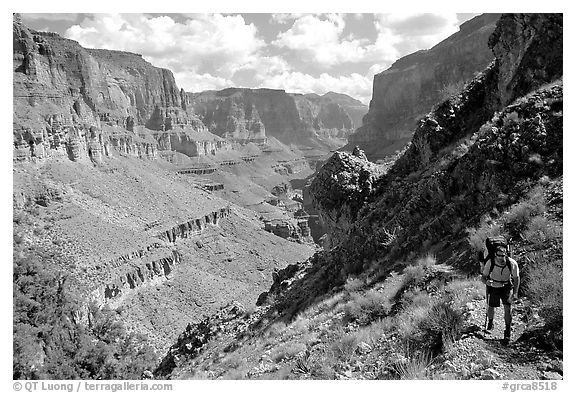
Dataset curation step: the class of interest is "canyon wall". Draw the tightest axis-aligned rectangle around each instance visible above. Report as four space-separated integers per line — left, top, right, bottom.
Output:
347 13 501 160
13 16 201 163
188 88 366 148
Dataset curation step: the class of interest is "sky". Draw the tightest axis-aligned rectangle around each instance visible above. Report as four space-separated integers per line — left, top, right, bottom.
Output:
20 13 480 105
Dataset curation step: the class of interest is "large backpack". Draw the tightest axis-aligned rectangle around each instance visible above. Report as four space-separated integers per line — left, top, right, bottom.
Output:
483 236 512 283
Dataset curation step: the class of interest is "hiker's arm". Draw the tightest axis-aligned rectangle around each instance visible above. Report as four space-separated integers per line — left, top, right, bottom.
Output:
480 260 489 284
477 251 485 277
511 261 520 300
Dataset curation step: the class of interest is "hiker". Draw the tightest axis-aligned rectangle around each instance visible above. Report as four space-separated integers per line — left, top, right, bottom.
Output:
480 237 520 344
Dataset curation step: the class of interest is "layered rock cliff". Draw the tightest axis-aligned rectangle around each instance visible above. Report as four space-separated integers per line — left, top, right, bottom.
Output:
347 13 501 160
13 16 199 163
188 88 365 148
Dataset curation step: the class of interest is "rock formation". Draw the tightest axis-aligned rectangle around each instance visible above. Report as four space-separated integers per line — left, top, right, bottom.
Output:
347 13 501 160
321 91 368 129
309 149 381 249
13 15 197 163
188 88 366 148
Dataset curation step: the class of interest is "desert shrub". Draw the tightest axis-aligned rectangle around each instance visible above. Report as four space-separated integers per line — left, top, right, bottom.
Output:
417 301 464 351
522 216 562 247
353 317 394 348
395 350 433 380
399 264 426 293
289 316 310 335
264 321 287 339
397 296 464 356
396 304 430 339
503 186 546 237
444 279 485 309
416 253 437 267
525 259 563 330
344 277 366 293
343 289 393 325
270 342 307 363
330 333 358 361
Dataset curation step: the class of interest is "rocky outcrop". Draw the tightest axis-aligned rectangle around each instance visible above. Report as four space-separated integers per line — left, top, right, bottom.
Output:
488 14 563 105
157 126 231 158
13 16 195 163
189 88 365 148
156 302 248 377
347 13 501 160
158 207 231 243
97 250 182 303
272 158 310 175
309 149 381 249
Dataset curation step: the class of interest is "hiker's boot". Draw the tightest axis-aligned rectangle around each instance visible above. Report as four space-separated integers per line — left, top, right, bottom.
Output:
503 325 511 345
487 319 494 331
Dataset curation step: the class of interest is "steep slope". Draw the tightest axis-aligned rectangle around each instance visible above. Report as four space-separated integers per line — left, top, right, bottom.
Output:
157 13 562 380
347 13 501 160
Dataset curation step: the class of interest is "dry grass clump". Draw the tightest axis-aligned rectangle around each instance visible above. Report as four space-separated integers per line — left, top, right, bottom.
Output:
270 342 307 363
330 333 359 361
522 216 562 247
343 289 393 325
396 294 464 356
503 186 546 237
525 257 563 330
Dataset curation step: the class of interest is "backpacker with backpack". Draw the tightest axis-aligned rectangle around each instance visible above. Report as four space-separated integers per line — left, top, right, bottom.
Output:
482 236 512 284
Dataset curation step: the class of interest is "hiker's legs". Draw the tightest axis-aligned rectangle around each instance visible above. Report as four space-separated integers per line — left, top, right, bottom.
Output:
504 304 512 327
488 306 495 320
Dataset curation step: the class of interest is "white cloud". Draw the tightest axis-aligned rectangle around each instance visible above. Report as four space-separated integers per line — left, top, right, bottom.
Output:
272 14 369 68
239 55 292 76
373 13 460 57
270 13 306 24
65 13 265 89
173 72 233 93
261 71 373 105
59 12 466 100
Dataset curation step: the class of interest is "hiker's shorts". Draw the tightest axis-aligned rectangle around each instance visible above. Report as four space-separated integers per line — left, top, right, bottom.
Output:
487 284 512 307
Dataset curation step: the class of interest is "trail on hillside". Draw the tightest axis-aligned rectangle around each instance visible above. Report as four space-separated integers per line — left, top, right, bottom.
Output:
432 294 563 380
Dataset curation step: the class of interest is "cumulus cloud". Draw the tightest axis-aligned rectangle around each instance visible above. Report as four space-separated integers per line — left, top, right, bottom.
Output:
173 72 233 93
58 12 467 102
373 13 460 56
272 13 369 68
270 13 307 24
261 71 373 105
65 13 265 87
271 13 459 70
